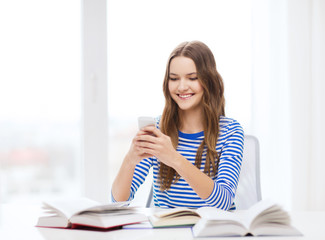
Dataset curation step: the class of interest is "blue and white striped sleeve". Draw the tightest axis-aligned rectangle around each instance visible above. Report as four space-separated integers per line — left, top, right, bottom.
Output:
128 157 153 201
111 157 152 203
204 119 244 210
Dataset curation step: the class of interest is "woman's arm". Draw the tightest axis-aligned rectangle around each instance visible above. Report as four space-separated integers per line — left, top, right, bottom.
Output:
111 153 138 202
135 126 215 199
136 123 244 209
172 154 216 199
111 131 153 202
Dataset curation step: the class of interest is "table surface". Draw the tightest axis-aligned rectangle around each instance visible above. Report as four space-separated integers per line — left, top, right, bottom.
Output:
1 203 325 240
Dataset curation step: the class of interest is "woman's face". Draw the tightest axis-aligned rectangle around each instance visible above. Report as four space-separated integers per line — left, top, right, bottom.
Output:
168 56 204 114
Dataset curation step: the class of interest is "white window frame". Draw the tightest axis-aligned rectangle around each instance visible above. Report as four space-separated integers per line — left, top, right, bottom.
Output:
81 0 109 203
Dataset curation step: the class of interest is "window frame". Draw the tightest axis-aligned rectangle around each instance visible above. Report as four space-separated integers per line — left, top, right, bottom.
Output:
81 0 109 203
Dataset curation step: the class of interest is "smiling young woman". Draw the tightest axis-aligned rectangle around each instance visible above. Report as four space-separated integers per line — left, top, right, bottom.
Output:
168 56 204 116
112 41 244 210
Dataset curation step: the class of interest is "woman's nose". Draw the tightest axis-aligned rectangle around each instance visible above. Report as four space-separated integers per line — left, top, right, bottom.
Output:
178 79 189 91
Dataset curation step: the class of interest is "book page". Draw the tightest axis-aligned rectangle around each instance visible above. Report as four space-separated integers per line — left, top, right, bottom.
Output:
196 207 250 229
195 202 280 231
196 207 243 221
79 201 131 213
43 198 100 219
43 198 131 219
192 201 302 238
238 200 275 228
149 208 200 227
70 210 148 229
153 208 199 218
252 224 302 236
192 218 248 237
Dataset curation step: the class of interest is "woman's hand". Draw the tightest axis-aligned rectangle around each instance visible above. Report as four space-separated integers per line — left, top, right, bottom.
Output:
134 125 215 201
134 126 180 168
125 130 154 166
112 129 154 202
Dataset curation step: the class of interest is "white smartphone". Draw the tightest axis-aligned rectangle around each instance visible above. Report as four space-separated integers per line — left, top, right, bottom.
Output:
138 116 156 129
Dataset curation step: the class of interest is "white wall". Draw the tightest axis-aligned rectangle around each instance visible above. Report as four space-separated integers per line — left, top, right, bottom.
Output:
252 0 325 211
288 0 325 210
251 0 292 209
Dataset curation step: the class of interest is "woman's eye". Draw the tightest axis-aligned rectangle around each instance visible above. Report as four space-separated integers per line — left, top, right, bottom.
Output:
189 77 198 81
169 77 178 81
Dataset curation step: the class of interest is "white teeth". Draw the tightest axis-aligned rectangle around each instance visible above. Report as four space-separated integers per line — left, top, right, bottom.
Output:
179 94 192 98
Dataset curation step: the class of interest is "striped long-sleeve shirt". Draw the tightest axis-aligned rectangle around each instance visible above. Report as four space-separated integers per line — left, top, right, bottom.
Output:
125 116 244 210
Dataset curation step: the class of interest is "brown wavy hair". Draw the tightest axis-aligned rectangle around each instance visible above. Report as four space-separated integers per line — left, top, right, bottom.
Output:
159 41 225 191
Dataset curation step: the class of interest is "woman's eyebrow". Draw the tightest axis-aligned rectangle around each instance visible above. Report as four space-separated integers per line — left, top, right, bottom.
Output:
169 72 197 76
187 72 197 76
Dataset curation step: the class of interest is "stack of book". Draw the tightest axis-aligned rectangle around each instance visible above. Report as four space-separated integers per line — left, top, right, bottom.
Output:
37 198 302 237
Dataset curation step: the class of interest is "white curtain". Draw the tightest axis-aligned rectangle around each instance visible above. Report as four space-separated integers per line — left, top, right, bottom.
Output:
251 0 325 211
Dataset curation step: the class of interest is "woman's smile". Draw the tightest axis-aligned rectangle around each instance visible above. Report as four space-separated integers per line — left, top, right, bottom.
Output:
168 56 204 113
177 93 195 100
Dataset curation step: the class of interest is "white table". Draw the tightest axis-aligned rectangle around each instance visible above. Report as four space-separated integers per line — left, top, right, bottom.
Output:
1 203 325 240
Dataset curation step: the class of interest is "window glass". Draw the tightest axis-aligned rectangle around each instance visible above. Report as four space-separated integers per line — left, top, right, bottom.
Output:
0 0 81 203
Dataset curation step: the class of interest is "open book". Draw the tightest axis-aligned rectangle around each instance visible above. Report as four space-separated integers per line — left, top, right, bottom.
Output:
149 208 201 228
36 198 148 230
192 200 302 237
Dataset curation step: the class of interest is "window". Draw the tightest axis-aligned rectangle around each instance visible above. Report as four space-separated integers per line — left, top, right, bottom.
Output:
0 0 81 203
